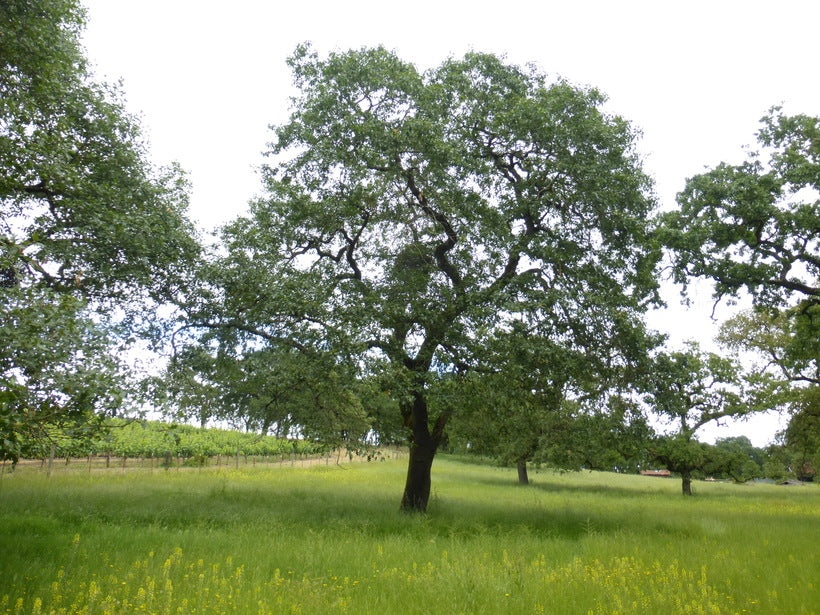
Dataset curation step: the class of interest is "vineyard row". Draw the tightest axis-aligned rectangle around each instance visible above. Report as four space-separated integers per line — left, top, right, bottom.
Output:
14 419 331 461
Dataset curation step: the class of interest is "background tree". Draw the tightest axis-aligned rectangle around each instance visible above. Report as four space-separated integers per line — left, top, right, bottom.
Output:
659 109 818 482
778 385 819 481
660 108 818 309
719 307 818 467
357 369 405 446
445 324 656 483
1 0 200 460
161 341 372 449
442 334 582 485
157 346 228 429
645 343 745 495
539 396 654 474
703 436 764 483
179 45 661 511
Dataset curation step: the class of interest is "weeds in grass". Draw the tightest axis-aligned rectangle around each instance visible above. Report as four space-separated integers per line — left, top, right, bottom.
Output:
0 458 817 614
2 539 805 614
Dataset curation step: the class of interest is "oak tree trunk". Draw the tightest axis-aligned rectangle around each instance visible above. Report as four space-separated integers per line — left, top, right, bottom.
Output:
681 470 693 496
399 389 445 513
517 460 530 485
400 439 437 512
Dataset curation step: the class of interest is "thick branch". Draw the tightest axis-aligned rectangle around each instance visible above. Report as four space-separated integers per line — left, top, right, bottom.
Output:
23 181 61 216
403 166 463 287
172 322 308 354
765 277 818 298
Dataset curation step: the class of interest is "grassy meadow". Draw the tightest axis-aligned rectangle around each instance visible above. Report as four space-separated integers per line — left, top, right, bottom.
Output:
0 456 817 614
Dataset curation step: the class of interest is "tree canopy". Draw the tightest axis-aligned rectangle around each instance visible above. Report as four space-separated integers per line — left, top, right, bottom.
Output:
645 343 745 495
660 108 818 310
1 0 199 302
179 44 662 511
1 0 199 462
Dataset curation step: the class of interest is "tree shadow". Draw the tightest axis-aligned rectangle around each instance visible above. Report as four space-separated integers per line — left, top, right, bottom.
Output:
441 462 665 499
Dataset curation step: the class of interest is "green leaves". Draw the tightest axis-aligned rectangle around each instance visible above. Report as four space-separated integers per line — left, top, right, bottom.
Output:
220 45 661 371
0 286 130 462
646 343 745 434
178 45 663 509
1 0 201 460
660 108 819 308
1 0 200 303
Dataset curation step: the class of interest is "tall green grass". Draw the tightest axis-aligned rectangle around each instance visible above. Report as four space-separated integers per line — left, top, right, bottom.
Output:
1 458 817 614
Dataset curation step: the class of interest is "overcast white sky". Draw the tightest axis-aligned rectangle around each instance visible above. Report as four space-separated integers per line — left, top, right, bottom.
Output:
78 0 818 446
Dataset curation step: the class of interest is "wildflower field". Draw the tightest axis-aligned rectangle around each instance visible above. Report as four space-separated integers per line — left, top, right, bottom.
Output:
0 457 817 614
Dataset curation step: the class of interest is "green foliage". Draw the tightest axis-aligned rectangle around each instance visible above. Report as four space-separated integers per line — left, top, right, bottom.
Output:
660 108 818 308
0 287 129 462
704 436 765 483
645 343 746 494
1 459 818 613
650 434 709 474
0 0 201 461
780 387 819 480
674 109 820 474
158 346 373 450
442 332 583 469
356 373 404 445
764 429 818 483
657 105 819 491
538 398 654 473
181 44 662 509
0 0 200 302
445 328 655 476
720 306 818 392
647 343 745 436
718 306 818 477
12 419 325 461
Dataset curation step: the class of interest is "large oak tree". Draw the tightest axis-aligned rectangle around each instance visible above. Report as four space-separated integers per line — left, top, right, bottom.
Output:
185 45 661 511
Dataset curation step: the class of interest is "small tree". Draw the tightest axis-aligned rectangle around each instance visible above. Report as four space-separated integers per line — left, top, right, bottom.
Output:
445 324 655 483
443 354 575 485
719 306 817 392
705 436 764 483
645 343 745 495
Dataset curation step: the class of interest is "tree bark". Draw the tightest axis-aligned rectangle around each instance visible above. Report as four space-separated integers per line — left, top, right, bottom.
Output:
400 438 437 512
399 389 444 513
517 460 530 485
47 442 55 477
681 470 693 496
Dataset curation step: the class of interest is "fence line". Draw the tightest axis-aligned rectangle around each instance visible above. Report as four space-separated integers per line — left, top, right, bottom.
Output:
4 446 408 475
